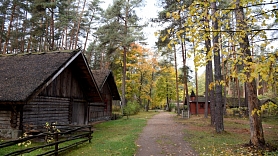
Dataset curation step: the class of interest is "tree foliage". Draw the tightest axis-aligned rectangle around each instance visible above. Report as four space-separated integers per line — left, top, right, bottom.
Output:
160 0 278 147
0 0 104 54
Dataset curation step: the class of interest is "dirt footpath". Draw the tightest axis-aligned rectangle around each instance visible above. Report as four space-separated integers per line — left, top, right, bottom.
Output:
135 111 198 156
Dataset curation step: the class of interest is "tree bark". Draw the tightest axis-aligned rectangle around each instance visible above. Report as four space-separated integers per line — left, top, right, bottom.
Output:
193 40 199 115
174 45 180 115
204 0 214 122
208 51 215 125
21 8 28 53
84 16 94 52
204 2 210 118
121 46 127 107
211 1 224 133
121 0 131 109
181 37 190 118
75 0 87 49
235 0 265 147
50 1 55 50
138 71 143 107
3 3 16 54
205 62 209 118
148 70 155 112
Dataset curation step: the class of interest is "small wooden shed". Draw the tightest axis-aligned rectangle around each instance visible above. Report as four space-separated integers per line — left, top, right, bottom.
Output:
0 50 103 138
189 91 211 115
90 70 121 122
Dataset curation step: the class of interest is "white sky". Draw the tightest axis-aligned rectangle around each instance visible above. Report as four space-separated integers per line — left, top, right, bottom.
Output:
100 0 161 49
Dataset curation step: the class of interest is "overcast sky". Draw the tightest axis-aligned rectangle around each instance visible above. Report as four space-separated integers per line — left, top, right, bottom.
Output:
100 0 161 49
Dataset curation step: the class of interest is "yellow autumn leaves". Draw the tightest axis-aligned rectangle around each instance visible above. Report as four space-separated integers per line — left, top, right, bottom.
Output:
252 102 278 116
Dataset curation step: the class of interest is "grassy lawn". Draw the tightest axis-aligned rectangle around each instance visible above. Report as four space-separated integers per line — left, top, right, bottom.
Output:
0 136 93 156
0 111 158 156
60 111 159 156
176 115 278 155
1 111 277 156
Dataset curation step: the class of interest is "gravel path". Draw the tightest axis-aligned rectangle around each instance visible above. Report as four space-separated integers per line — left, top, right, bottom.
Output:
135 111 198 156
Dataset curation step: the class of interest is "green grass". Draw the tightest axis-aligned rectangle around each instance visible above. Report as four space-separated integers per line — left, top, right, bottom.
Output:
0 137 91 156
61 111 158 156
0 111 158 156
2 112 277 156
177 116 278 156
0 141 46 156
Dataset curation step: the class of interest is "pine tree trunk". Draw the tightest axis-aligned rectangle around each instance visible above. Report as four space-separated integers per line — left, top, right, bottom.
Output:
181 38 189 117
83 16 93 52
64 26 68 49
205 63 209 118
121 0 129 109
235 0 265 147
174 45 180 115
193 40 199 115
166 80 170 111
204 3 210 118
0 14 5 53
44 19 49 51
148 70 155 112
138 72 143 107
222 55 227 115
204 1 214 122
75 0 86 49
50 7 55 50
211 1 224 133
3 3 16 54
121 46 127 107
14 17 19 53
21 9 28 53
208 55 215 125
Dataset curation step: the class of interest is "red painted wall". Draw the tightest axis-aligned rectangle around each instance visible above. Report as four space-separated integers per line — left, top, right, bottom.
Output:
189 102 210 115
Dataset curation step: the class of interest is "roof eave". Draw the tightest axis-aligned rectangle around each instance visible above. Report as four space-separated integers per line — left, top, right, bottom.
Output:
25 51 82 102
81 53 103 103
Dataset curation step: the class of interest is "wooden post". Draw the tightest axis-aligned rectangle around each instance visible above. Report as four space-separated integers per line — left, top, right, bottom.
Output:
88 126 92 143
55 133 58 156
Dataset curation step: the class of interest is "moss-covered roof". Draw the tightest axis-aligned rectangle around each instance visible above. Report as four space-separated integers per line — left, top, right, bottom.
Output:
92 70 121 100
0 51 102 103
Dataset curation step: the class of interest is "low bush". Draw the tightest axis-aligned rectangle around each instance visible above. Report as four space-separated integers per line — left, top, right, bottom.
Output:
123 101 140 115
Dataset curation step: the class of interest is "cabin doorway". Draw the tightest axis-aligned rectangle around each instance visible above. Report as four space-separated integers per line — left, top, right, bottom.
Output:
71 99 87 125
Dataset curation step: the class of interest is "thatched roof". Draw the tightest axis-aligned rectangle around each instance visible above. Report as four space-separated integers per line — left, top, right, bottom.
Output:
259 99 276 105
189 96 207 103
0 50 102 103
92 70 121 100
226 97 246 107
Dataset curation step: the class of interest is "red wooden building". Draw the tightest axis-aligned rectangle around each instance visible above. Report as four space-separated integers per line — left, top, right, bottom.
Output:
189 91 211 115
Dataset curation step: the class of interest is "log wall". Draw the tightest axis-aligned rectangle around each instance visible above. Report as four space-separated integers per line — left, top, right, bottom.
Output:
22 96 70 131
89 82 112 122
0 105 21 138
89 104 104 121
0 110 11 129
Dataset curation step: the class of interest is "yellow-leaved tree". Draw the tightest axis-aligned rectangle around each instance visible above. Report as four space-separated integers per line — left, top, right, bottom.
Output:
161 0 278 147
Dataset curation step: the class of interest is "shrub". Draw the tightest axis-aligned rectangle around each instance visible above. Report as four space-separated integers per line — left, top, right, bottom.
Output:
168 103 176 112
123 101 140 115
112 105 121 113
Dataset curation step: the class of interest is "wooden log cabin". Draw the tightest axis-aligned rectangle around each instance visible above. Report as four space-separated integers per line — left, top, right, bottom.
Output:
0 50 103 138
90 70 121 122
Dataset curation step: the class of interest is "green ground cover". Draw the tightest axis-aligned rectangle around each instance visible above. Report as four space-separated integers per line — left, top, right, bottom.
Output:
177 115 278 155
61 111 159 156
